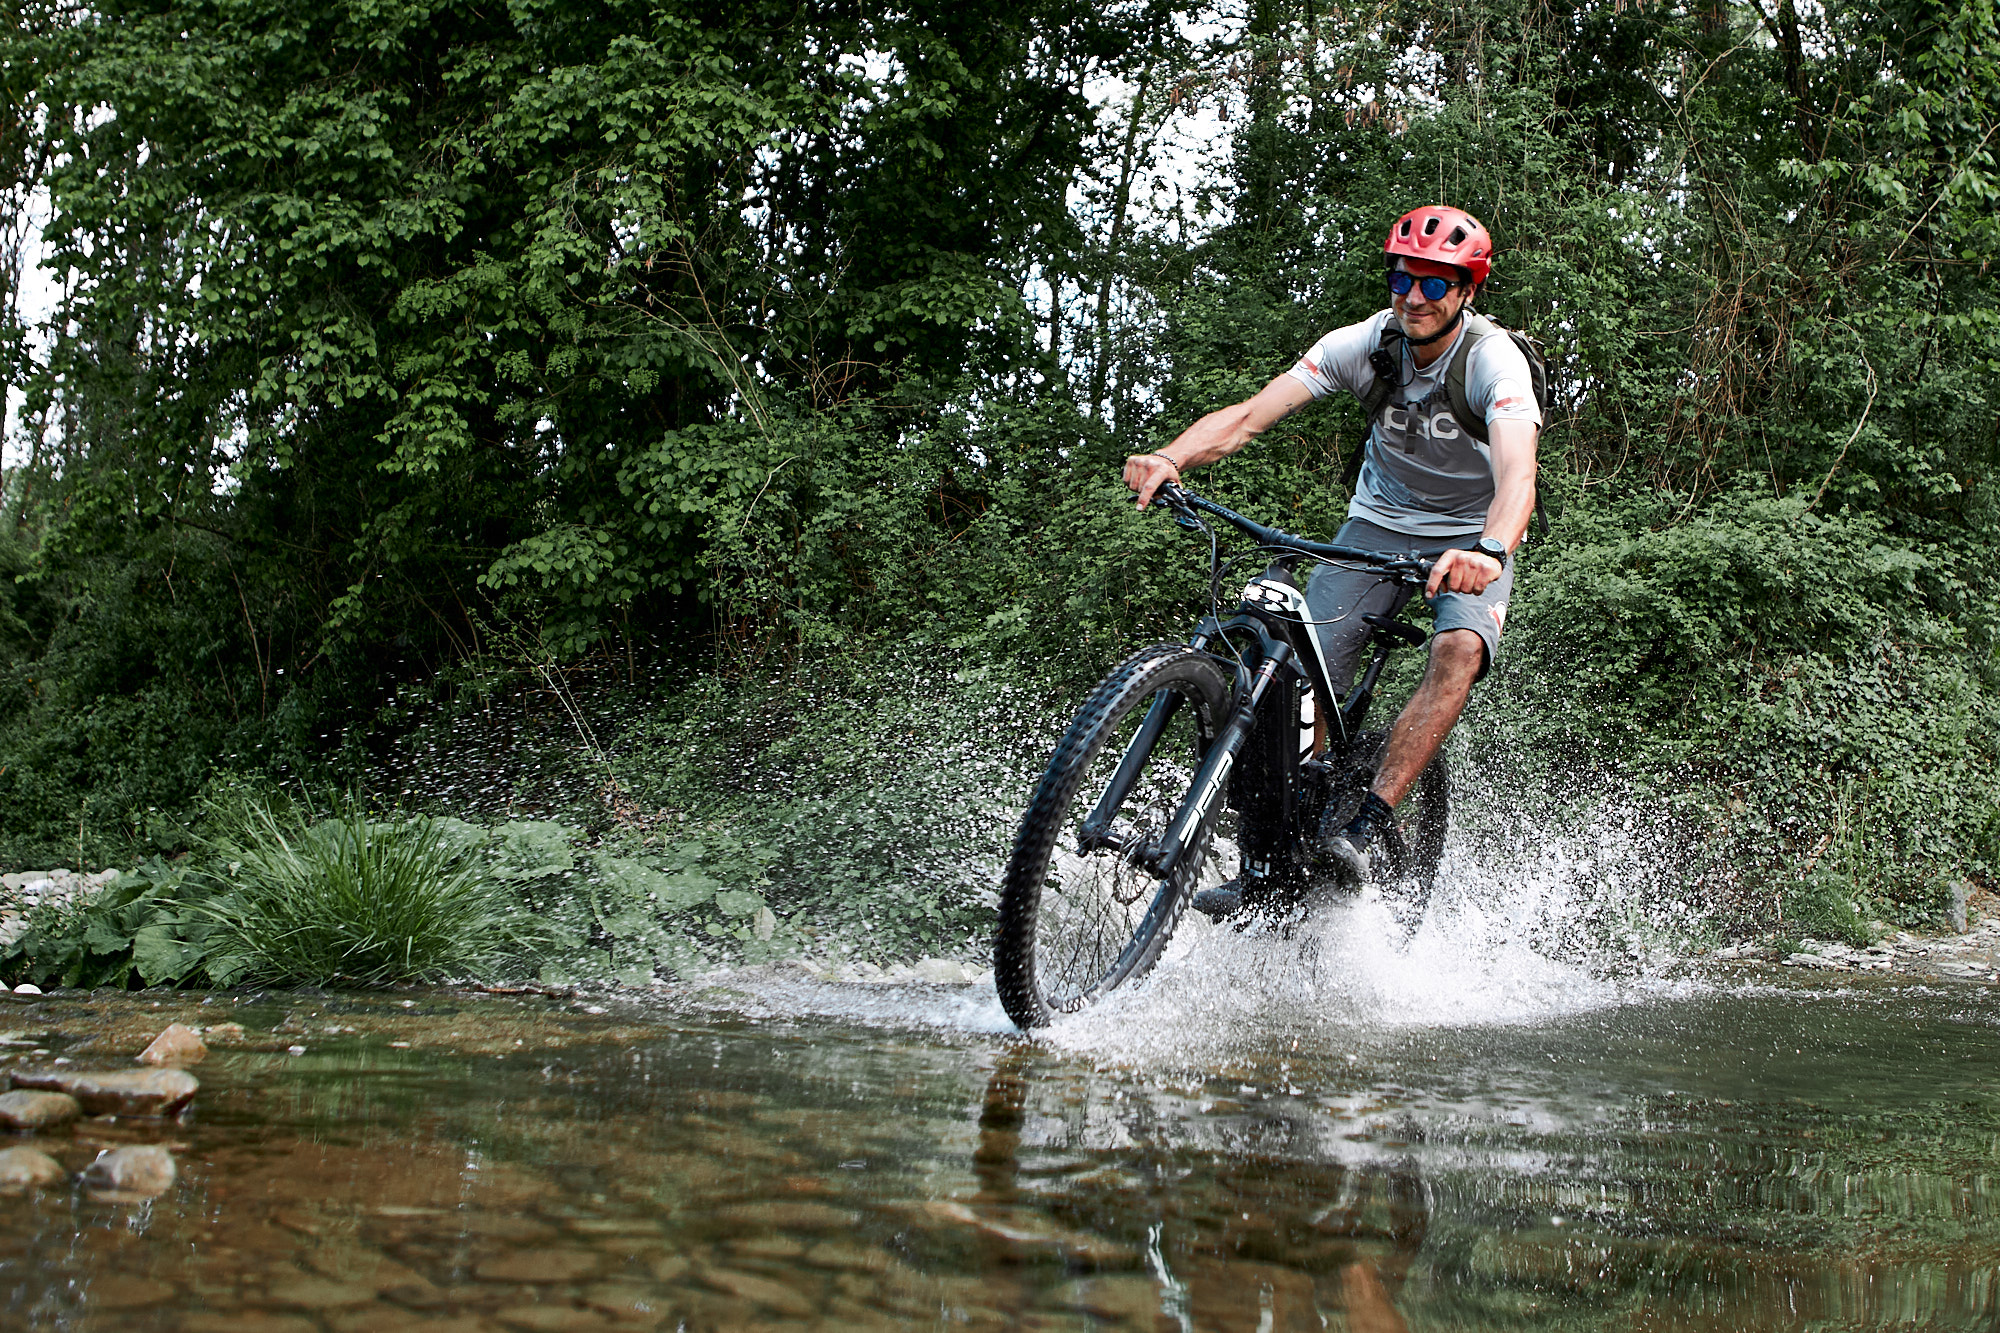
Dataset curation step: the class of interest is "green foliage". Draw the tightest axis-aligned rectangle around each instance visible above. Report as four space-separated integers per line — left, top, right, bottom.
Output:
0 861 219 989
199 798 546 986
1 0 1997 943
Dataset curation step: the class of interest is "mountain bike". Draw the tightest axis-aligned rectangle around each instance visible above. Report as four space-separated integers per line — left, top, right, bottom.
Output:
993 484 1450 1030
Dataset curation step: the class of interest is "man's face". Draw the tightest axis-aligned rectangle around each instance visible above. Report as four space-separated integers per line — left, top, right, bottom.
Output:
1391 257 1473 340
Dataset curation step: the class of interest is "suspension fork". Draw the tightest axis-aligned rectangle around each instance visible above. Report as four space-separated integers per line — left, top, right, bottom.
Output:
1076 631 1217 853
1142 642 1294 881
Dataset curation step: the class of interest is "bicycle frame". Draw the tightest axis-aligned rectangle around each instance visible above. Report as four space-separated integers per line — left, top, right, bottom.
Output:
1112 485 1435 898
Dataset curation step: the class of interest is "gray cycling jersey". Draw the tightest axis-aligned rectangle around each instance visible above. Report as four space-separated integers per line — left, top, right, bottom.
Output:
1287 310 1541 537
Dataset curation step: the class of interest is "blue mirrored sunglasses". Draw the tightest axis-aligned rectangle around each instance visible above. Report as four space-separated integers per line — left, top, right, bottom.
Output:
1387 270 1459 301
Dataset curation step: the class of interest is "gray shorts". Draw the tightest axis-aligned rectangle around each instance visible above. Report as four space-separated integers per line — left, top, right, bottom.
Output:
1301 517 1513 696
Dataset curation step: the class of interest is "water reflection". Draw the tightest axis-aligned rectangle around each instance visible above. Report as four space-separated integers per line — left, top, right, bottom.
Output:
0 983 1994 1329
964 1049 1431 1327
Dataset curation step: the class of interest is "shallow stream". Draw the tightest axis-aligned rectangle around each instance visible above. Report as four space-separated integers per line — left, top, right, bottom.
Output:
3 921 1999 1332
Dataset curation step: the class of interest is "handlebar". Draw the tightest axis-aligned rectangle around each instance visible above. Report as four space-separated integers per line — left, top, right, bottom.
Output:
1155 483 1435 580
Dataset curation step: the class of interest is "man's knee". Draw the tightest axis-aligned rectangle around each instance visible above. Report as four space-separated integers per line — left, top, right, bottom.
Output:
1426 628 1487 682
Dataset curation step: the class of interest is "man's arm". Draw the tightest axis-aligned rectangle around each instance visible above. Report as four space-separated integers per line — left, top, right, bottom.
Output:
1123 374 1316 509
1425 419 1539 597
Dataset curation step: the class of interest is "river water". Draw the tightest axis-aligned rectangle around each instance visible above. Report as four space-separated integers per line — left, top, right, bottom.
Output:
3 912 1999 1332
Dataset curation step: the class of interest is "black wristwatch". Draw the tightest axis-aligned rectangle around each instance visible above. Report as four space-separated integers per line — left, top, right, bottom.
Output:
1473 537 1508 564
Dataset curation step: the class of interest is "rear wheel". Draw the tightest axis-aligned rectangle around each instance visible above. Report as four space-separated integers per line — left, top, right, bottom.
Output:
994 644 1232 1029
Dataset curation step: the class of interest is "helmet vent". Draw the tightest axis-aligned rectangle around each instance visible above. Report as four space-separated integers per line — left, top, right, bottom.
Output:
1447 226 1467 245
1422 216 1440 235
1399 220 1412 237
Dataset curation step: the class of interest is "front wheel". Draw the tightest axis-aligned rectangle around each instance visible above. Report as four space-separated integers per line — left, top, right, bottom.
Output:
994 644 1232 1029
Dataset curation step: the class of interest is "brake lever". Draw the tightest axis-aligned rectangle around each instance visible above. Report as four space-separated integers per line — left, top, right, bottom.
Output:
1154 482 1205 532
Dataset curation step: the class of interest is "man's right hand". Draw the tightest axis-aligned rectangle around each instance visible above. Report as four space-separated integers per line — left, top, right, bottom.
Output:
1123 452 1181 510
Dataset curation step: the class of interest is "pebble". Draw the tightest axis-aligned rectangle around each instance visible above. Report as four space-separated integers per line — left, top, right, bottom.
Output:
87 1274 177 1309
11 1066 198 1116
179 1315 319 1333
0 1144 65 1188
709 1200 859 1230
138 1023 208 1066
492 1306 619 1332
264 1276 377 1308
204 1022 248 1040
473 1249 601 1283
695 1267 818 1317
0 1088 81 1130
582 1283 673 1320
82 1145 177 1200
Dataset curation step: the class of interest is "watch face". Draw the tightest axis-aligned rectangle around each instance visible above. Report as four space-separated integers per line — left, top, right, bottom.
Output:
1476 539 1506 561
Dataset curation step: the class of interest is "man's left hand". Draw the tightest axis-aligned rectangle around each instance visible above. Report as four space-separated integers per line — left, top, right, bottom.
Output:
1426 548 1502 598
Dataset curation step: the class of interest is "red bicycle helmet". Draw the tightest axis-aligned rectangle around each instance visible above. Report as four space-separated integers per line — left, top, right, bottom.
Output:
1385 206 1492 287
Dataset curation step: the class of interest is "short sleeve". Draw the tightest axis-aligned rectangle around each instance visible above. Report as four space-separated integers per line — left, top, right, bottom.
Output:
1285 311 1394 403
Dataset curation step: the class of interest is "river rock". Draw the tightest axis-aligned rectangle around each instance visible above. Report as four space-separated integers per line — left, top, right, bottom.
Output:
137 1023 207 1066
11 1066 198 1116
83 1144 176 1200
473 1248 601 1283
1949 881 1972 933
0 1089 81 1130
0 1145 65 1188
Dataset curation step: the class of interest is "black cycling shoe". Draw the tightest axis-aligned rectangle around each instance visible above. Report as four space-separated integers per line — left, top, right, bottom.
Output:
1189 882 1243 920
1323 792 1396 883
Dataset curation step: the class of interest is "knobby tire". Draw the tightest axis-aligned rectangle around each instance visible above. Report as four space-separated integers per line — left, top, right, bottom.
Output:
994 644 1231 1029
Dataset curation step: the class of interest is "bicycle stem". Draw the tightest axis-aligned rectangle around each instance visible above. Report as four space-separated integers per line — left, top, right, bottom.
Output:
1143 643 1294 881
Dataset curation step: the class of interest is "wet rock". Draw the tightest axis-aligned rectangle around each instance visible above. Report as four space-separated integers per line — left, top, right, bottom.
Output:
493 1306 620 1332
731 1235 807 1262
0 1144 65 1188
0 1088 81 1130
710 1200 859 1230
801 1240 903 1274
696 1266 818 1317
12 983 42 995
11 1065 198 1116
908 958 973 985
582 1283 674 1322
83 1144 177 1200
1783 953 1847 970
650 1254 690 1283
203 1021 248 1041
180 1314 320 1333
474 1248 602 1283
88 1274 178 1309
1949 881 1972 933
327 1312 487 1333
1043 1275 1164 1324
265 1275 377 1308
138 1023 208 1066
455 1210 559 1240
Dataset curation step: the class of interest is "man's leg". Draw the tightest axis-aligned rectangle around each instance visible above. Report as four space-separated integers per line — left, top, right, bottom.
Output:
1323 549 1508 880
1371 629 1484 804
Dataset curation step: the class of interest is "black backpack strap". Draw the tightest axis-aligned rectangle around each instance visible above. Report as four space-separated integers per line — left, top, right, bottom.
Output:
1444 312 1491 444
1347 320 1405 491
1446 313 1556 543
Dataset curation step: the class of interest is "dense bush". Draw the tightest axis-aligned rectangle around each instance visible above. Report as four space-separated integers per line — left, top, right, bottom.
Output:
2 0 1997 936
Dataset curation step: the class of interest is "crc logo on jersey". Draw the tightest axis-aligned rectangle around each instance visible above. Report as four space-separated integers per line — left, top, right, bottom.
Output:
1380 402 1463 444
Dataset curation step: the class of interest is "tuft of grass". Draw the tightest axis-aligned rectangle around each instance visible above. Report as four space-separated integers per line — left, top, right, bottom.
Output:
202 798 539 986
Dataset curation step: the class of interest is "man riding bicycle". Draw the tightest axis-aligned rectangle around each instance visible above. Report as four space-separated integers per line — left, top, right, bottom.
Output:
1123 205 1541 919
